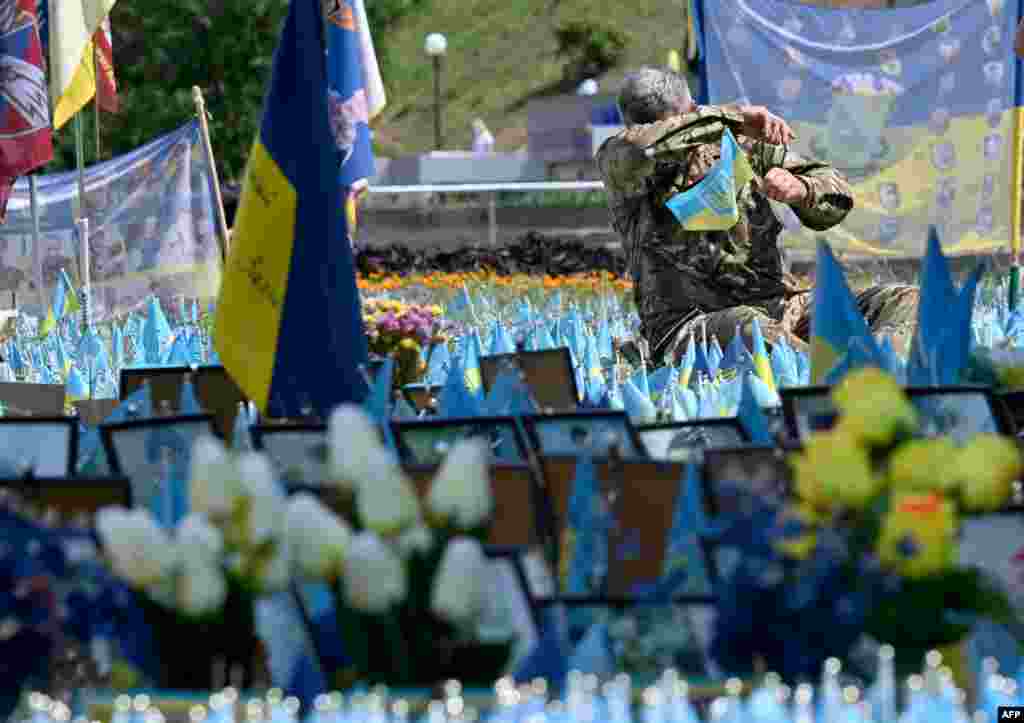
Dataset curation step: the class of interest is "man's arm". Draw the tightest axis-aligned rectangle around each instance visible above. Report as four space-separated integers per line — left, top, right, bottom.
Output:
743 140 853 231
595 106 746 194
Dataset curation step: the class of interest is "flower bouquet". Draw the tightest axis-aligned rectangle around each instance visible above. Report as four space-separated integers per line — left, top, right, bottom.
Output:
711 368 1024 686
95 439 291 690
362 299 449 387
292 405 515 689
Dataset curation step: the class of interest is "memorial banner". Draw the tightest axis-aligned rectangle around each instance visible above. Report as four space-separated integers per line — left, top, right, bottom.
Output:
697 0 1022 257
0 120 222 320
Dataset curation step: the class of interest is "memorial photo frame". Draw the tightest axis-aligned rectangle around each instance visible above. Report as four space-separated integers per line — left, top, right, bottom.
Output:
0 382 66 417
0 476 133 523
391 416 530 465
781 386 836 441
100 414 215 519
906 386 1014 442
480 348 579 412
523 410 646 457
0 417 78 477
119 365 246 442
637 419 749 461
401 383 442 413
996 390 1024 436
701 445 795 516
536 455 716 602
251 424 328 487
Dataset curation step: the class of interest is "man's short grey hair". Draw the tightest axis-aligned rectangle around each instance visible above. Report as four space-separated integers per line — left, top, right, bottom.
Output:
617 67 693 126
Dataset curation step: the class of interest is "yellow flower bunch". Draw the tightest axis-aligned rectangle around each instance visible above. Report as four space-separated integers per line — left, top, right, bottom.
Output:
783 367 1024 576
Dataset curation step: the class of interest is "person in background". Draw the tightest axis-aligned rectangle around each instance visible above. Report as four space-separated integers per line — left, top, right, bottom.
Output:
595 67 919 365
471 119 495 154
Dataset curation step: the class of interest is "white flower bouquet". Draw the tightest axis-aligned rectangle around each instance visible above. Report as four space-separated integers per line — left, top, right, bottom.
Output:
289 405 515 689
95 437 290 689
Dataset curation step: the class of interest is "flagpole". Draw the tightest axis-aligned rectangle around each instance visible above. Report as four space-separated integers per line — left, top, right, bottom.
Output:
73 112 91 328
28 175 46 312
192 86 230 262
1010 103 1023 311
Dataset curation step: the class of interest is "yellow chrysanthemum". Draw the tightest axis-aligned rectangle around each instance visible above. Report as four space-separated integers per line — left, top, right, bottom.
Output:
832 367 918 447
954 434 1022 512
877 492 957 579
887 437 960 493
789 430 880 511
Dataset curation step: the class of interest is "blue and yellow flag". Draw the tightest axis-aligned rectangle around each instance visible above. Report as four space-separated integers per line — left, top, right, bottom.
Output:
665 129 754 231
40 269 80 337
214 0 368 417
809 241 881 384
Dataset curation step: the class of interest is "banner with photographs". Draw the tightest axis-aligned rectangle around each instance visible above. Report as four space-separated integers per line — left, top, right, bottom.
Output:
698 0 1020 257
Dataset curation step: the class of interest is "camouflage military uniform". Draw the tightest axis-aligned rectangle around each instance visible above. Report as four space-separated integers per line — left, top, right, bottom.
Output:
595 105 919 365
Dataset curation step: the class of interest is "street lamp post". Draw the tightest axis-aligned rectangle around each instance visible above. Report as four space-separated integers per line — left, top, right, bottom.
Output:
424 33 447 151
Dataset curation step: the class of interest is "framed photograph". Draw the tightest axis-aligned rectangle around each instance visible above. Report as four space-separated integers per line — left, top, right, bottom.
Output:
996 390 1024 436
119 365 246 443
2 476 132 524
637 419 749 461
391 416 530 465
701 445 794 516
73 399 121 426
0 382 66 417
479 348 579 412
100 414 215 521
781 386 836 441
251 424 328 487
906 386 1014 442
523 410 645 457
401 383 442 413
536 455 715 601
959 511 1024 619
0 417 78 477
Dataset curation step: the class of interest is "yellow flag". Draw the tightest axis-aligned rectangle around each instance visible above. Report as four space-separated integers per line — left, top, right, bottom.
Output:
49 0 118 130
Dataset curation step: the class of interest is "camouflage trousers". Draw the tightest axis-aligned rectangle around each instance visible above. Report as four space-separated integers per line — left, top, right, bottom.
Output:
651 283 920 367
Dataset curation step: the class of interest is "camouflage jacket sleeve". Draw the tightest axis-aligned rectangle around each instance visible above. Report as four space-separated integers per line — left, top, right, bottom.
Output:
595 105 746 196
742 139 854 232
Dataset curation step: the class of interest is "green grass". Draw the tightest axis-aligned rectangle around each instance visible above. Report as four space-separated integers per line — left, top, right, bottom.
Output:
370 0 690 156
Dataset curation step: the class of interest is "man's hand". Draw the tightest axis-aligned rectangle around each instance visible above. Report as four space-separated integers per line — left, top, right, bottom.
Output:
762 168 808 204
741 106 796 145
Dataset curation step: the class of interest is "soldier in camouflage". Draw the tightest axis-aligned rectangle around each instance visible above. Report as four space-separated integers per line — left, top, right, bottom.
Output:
596 67 918 366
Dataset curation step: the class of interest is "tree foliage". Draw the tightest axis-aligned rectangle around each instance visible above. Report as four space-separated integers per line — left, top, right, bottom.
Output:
47 0 288 186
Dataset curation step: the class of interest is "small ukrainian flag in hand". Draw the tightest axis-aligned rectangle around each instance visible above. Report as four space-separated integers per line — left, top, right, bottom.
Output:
665 129 754 231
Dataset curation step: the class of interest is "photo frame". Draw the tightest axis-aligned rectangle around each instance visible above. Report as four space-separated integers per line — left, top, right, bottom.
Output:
0 476 131 524
391 416 530 465
119 365 246 442
480 348 579 412
906 386 1014 442
523 410 646 457
100 414 215 521
701 445 795 517
958 511 1024 622
251 424 328 487
996 390 1024 436
780 386 835 441
637 419 750 461
0 382 66 417
401 383 442 413
537 455 716 601
73 399 121 426
0 417 78 477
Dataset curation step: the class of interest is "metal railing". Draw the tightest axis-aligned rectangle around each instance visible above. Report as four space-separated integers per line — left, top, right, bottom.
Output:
367 181 608 245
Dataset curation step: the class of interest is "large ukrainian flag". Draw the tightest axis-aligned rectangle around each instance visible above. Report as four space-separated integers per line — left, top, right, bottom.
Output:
214 0 368 417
